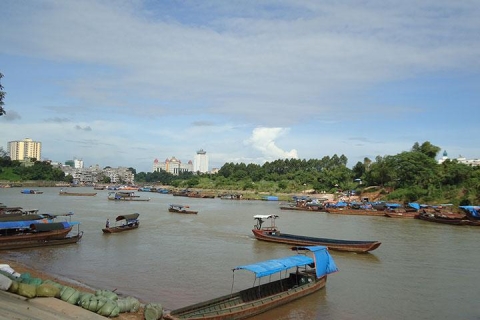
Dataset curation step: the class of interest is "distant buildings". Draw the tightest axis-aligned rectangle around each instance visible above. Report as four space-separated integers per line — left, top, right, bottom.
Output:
193 149 209 173
438 150 480 166
153 150 210 175
153 156 193 175
7 138 41 161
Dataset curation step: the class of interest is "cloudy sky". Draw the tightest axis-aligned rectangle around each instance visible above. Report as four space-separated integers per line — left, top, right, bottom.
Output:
1 0 479 173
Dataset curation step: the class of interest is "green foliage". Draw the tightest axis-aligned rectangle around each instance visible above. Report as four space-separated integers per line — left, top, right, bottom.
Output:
0 72 5 116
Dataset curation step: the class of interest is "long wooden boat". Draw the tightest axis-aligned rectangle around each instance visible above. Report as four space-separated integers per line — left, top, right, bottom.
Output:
102 213 140 233
107 191 150 201
279 204 325 212
0 220 83 250
384 211 418 218
59 190 97 196
251 215 381 253
415 212 480 226
325 207 385 216
0 232 83 250
0 222 74 242
169 204 198 214
164 246 338 320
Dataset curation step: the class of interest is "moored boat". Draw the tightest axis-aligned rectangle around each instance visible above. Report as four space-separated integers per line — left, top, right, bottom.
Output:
168 204 198 214
59 189 97 196
21 189 43 194
251 215 381 253
163 246 338 320
0 220 83 250
102 213 140 233
107 191 150 201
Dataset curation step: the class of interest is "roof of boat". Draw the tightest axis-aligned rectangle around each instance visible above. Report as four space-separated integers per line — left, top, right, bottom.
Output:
115 213 140 221
0 220 79 230
234 255 314 278
253 214 278 219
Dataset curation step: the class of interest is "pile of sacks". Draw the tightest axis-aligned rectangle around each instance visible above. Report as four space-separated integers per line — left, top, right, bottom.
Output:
0 264 163 319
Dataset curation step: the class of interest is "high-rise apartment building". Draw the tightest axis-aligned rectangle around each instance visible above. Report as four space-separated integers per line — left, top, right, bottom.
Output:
8 138 42 161
193 149 209 173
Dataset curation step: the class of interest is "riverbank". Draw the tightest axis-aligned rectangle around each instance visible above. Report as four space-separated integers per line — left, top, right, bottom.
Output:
0 259 145 320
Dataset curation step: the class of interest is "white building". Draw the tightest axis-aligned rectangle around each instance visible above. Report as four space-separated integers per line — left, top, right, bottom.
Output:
153 156 193 175
74 158 84 169
438 150 480 166
7 138 42 161
193 149 209 173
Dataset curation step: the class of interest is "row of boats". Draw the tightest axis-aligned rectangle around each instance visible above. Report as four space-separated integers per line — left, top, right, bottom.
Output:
280 198 480 226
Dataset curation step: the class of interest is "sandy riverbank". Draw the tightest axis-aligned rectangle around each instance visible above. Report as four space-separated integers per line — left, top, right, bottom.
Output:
0 259 145 320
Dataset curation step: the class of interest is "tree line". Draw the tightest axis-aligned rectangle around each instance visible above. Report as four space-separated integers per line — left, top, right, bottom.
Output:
1 141 479 205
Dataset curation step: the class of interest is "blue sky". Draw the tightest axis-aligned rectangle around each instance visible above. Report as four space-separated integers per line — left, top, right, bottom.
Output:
1 0 479 173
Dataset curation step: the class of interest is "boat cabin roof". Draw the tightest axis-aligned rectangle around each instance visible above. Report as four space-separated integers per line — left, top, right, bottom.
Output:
170 204 188 209
234 255 314 278
115 213 140 222
253 214 278 220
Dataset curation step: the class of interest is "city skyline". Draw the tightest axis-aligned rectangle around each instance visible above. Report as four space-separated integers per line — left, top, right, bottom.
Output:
1 1 479 173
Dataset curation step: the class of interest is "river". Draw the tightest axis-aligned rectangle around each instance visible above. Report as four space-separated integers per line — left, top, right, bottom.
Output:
1 187 479 319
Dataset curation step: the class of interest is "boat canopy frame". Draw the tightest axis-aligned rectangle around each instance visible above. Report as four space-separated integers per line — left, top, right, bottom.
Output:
115 213 140 222
253 214 278 230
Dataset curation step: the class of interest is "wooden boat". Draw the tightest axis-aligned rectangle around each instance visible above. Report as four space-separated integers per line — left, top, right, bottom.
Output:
384 211 418 218
325 207 385 216
280 203 325 212
169 204 198 214
59 190 97 196
107 191 150 201
415 212 480 226
164 246 338 320
0 220 83 250
187 191 215 199
102 213 140 233
252 215 381 253
0 232 83 250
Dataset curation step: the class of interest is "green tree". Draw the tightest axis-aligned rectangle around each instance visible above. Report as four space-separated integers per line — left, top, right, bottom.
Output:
0 72 5 116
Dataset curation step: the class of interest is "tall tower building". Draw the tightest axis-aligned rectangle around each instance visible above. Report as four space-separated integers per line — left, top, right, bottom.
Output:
194 149 209 173
8 138 42 161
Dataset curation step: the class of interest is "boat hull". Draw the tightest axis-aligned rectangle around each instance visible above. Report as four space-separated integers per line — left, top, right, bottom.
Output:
252 229 381 253
325 208 385 216
0 227 73 243
59 192 97 196
164 273 326 320
168 208 198 214
102 224 139 233
0 232 83 250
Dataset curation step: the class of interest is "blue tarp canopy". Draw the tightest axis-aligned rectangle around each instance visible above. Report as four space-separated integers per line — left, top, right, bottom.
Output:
407 203 421 210
234 246 338 279
293 246 338 278
0 220 79 230
234 255 314 278
459 206 480 218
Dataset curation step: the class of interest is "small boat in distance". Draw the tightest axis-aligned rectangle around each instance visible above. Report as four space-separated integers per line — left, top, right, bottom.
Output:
107 191 150 201
164 246 338 320
102 213 140 233
21 189 43 194
59 189 97 196
251 215 381 253
168 204 198 214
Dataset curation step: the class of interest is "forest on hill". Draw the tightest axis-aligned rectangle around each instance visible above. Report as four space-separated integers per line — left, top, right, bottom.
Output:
1 141 479 205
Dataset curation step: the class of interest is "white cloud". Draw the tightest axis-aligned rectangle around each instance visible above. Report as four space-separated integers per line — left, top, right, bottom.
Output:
245 127 298 162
